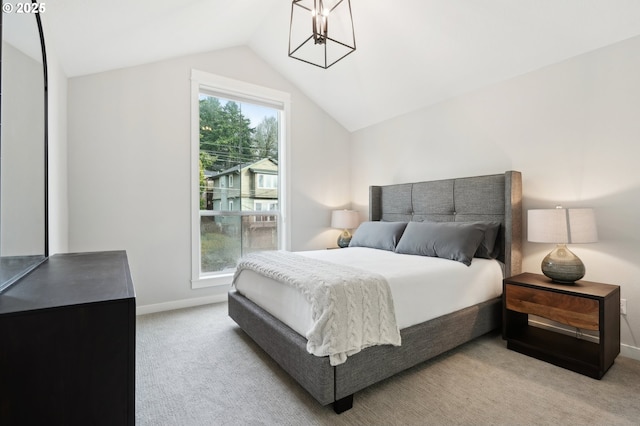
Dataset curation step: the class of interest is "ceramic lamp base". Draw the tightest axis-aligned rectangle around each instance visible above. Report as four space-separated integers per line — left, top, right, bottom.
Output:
337 230 352 248
541 244 585 283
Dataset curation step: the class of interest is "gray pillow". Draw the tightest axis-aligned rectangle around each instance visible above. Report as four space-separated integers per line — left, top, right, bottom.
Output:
394 221 487 266
472 221 502 259
349 221 408 251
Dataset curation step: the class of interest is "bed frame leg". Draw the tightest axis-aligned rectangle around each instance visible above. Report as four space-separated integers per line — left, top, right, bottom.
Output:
333 394 353 414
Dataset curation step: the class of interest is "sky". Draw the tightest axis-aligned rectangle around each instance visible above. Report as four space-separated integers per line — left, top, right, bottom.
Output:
239 102 279 128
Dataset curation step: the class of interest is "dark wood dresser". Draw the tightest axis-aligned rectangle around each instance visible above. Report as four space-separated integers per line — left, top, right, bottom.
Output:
0 251 136 425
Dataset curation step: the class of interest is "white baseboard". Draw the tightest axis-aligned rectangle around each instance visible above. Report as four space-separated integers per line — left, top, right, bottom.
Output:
136 294 227 315
621 343 640 361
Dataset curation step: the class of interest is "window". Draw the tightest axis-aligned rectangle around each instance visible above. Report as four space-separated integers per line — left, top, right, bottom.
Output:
191 70 290 288
254 201 278 222
257 173 278 188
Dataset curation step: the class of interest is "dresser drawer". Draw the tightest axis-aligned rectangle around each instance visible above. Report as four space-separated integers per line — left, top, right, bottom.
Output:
505 283 599 330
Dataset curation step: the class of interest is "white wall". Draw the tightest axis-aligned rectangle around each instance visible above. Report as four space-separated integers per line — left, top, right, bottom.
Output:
67 46 351 309
350 35 640 358
41 18 69 255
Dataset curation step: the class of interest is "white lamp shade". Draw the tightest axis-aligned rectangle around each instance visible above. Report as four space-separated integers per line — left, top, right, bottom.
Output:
528 208 598 244
331 210 359 229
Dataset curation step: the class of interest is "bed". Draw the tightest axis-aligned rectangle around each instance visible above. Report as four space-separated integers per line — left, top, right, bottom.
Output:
228 171 522 413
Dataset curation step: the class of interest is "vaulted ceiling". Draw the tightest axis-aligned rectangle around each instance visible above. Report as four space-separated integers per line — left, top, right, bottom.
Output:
43 0 640 131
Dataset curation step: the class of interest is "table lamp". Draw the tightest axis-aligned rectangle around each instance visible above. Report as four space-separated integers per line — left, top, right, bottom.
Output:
331 210 359 248
528 206 597 283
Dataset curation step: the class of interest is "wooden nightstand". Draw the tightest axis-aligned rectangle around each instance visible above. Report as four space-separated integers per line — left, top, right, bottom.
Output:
503 272 620 379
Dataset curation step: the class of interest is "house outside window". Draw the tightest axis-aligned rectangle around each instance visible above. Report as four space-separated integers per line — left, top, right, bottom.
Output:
191 70 290 288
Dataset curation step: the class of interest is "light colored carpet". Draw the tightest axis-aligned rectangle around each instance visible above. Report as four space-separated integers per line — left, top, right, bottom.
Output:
136 302 640 425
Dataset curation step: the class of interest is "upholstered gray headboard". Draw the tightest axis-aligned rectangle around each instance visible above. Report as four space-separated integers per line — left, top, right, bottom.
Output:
369 171 522 277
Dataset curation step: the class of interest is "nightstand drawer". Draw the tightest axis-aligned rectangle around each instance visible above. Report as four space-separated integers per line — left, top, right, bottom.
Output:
505 283 599 330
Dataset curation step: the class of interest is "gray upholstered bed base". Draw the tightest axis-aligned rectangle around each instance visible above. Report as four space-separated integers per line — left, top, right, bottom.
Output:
228 171 522 412
228 290 501 406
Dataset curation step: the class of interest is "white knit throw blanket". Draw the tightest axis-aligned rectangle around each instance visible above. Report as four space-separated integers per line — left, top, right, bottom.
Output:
233 251 401 366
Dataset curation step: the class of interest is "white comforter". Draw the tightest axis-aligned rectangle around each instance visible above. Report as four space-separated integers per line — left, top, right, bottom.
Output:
234 250 401 366
234 247 504 360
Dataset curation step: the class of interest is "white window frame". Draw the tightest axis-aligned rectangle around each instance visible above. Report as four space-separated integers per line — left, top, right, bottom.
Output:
190 69 291 288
